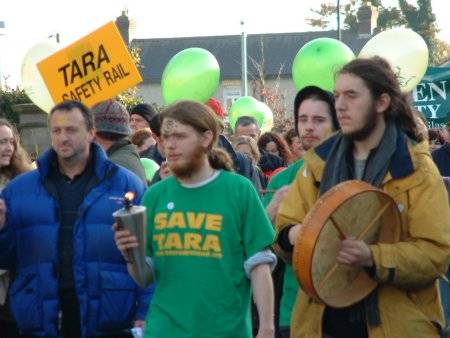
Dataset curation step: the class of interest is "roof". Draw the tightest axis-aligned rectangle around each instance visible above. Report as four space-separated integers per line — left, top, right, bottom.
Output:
132 30 371 83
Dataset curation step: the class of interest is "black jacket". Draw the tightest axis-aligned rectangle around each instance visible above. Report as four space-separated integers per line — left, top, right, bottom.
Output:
432 142 450 177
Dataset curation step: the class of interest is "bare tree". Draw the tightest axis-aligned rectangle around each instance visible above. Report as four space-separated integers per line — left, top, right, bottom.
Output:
248 38 292 132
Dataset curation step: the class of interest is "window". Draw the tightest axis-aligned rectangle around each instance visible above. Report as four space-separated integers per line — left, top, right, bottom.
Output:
223 87 242 110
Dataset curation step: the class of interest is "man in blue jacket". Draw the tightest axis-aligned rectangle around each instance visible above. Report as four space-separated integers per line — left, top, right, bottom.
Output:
0 100 153 337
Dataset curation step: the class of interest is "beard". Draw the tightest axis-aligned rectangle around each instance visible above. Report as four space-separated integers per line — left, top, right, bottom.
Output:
169 144 208 179
344 104 378 141
300 137 315 151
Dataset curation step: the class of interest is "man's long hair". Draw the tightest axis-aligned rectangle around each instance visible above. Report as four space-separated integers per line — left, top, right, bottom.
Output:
161 101 234 171
338 57 423 142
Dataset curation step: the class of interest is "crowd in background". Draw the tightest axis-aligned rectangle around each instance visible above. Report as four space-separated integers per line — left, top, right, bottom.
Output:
0 77 450 337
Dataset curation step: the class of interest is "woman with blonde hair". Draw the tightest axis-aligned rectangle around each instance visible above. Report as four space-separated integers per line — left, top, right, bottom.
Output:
0 119 33 337
233 135 261 165
233 136 267 191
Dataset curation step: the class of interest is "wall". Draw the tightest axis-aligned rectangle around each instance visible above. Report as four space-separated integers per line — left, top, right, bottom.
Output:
13 103 51 159
136 77 298 117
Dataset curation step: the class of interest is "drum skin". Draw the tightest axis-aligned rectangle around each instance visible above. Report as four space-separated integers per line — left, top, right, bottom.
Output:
292 180 402 308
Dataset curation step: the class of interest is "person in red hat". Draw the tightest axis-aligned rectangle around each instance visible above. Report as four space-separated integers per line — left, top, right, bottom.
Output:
206 98 226 120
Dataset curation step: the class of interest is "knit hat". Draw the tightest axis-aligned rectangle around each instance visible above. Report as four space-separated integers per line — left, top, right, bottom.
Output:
206 98 226 119
130 103 157 125
92 99 131 136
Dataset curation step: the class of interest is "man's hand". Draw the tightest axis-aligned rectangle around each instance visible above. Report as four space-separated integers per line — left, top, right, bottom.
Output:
0 199 6 230
159 161 171 179
265 185 290 222
288 224 303 246
336 238 373 267
272 185 290 204
134 320 145 329
112 223 138 263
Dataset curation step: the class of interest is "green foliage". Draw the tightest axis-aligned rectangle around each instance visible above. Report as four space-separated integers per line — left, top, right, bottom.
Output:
116 87 143 111
306 3 337 29
116 46 144 110
249 39 290 132
374 7 405 32
0 85 31 124
343 2 359 33
307 0 449 65
397 0 447 65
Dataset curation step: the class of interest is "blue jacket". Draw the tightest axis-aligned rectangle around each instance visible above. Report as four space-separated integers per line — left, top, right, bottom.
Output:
0 144 154 337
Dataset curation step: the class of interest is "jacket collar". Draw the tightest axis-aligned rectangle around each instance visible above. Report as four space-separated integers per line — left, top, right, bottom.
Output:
37 143 116 181
314 130 415 181
218 134 237 162
106 138 134 157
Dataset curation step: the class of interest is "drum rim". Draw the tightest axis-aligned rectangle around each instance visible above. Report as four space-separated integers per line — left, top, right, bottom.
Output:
292 180 402 307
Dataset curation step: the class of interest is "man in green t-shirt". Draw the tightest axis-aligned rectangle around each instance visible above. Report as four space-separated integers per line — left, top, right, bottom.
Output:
262 86 339 338
114 100 276 338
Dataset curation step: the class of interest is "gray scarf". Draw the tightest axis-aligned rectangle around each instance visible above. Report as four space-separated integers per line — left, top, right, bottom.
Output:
320 121 398 196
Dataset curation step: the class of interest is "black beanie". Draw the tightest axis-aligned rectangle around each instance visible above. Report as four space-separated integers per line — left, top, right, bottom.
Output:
130 103 157 125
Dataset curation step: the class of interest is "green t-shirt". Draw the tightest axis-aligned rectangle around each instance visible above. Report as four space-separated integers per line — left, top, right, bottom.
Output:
262 159 304 327
262 159 304 207
142 170 275 338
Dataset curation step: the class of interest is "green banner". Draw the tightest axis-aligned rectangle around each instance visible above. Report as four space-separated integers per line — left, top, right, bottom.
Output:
413 67 450 127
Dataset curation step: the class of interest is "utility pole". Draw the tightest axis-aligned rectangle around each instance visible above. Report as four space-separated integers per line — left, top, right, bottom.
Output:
337 0 342 41
48 33 60 43
0 21 5 90
240 20 248 96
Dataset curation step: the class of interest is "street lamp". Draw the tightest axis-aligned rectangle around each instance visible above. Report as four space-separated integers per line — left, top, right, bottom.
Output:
48 33 60 43
337 0 342 41
241 20 248 96
0 21 5 89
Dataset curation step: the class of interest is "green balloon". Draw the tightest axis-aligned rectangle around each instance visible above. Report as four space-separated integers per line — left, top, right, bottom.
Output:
162 48 220 105
292 38 355 92
229 96 274 132
140 158 160 181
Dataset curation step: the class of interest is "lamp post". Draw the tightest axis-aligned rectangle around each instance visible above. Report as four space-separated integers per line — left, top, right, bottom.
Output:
0 21 5 90
241 20 248 96
48 33 60 43
337 0 342 41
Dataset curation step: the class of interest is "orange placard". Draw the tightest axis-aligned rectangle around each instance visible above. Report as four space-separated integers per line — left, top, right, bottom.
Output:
37 21 142 107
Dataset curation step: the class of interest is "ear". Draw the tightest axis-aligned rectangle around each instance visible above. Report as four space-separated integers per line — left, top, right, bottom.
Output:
375 93 391 114
201 130 214 148
88 128 96 142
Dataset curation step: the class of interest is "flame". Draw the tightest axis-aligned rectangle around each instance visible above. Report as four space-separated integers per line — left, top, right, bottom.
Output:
124 192 135 202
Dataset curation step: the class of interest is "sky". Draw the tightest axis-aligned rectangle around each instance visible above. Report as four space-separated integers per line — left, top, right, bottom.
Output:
1 0 449 87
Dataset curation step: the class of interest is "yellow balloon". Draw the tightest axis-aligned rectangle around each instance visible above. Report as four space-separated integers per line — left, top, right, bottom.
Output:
359 28 429 93
21 41 59 113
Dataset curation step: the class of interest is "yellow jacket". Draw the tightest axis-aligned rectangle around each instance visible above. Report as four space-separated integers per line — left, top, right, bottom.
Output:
275 134 450 338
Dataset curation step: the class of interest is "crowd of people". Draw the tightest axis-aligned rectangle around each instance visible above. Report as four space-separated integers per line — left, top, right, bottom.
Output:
0 55 449 338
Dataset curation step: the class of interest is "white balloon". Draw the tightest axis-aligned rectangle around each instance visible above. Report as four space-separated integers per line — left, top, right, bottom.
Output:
258 101 274 133
21 41 59 113
359 28 429 93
